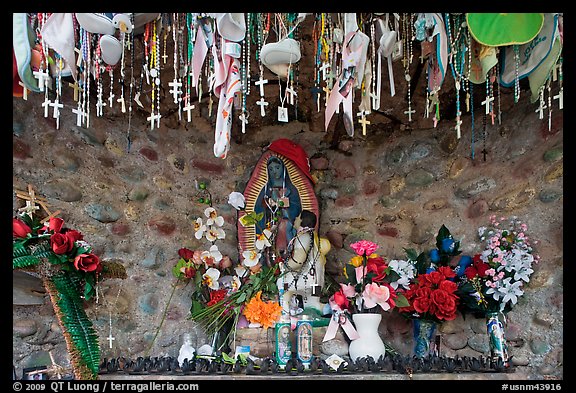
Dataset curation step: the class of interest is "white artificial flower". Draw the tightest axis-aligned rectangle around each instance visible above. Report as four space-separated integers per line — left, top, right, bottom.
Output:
206 227 226 242
242 249 261 267
228 191 246 210
202 267 221 290
387 259 415 290
235 265 249 279
194 217 207 240
204 207 224 227
486 277 524 311
255 229 273 250
200 245 223 266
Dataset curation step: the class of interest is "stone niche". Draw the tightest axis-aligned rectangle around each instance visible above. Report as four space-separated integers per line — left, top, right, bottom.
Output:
234 326 349 359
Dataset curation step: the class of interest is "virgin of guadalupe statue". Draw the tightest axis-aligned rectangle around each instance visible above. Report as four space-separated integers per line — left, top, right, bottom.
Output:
238 139 319 266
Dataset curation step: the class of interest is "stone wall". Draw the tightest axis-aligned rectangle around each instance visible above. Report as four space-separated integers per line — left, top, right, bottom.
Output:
12 15 562 379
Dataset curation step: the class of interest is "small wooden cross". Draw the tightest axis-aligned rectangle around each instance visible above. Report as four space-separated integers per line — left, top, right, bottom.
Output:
553 87 563 110
356 111 371 136
239 111 249 133
15 185 58 221
323 86 331 107
183 101 195 123
18 201 40 220
18 82 28 100
404 105 415 122
68 82 83 102
107 332 116 349
168 78 183 103
256 97 269 117
481 95 494 115
255 76 268 97
286 85 297 106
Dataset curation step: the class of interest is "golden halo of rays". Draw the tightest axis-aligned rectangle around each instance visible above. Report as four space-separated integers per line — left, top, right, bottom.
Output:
238 150 319 256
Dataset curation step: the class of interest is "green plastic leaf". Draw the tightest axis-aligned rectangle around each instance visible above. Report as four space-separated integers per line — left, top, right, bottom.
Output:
394 293 410 308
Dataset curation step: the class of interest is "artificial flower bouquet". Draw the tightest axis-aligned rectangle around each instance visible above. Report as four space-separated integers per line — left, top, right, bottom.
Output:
456 215 539 317
329 240 409 316
13 206 126 379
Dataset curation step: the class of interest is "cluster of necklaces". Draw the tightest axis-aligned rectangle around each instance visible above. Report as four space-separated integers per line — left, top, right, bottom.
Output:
20 13 563 160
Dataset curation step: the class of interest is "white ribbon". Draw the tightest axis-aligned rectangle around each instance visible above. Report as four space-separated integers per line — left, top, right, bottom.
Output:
322 307 360 342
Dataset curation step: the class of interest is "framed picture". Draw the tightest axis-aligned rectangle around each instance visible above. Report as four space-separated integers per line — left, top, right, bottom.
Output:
22 366 48 380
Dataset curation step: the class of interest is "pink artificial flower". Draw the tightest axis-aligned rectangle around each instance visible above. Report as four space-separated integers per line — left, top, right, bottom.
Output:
339 283 357 298
362 282 392 311
350 240 379 256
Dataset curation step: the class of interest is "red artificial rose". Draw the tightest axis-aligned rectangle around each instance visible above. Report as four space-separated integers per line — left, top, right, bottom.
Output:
332 289 351 312
13 218 32 238
438 279 458 294
437 266 456 280
424 271 444 286
178 247 195 261
464 260 490 279
65 230 83 243
74 253 102 273
207 289 228 306
429 288 458 321
366 255 388 283
48 217 65 233
50 233 74 254
412 286 433 314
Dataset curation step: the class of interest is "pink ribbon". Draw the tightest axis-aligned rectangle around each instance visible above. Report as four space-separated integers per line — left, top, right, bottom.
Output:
212 36 241 159
322 305 359 342
191 24 209 89
324 31 365 137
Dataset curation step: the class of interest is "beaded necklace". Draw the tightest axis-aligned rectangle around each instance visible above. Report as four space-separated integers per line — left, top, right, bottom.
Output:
127 13 135 152
402 13 415 122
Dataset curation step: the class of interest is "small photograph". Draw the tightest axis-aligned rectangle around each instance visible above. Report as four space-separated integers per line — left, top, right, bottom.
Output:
22 366 49 380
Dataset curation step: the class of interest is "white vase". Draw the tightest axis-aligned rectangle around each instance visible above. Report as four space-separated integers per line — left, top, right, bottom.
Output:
348 313 386 362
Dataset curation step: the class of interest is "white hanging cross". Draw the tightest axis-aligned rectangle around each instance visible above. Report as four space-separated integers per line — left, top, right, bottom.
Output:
72 105 84 126
535 98 547 119
319 62 330 80
96 93 106 116
107 332 115 349
117 96 126 113
325 70 336 89
33 69 51 92
183 100 195 123
553 87 563 110
239 111 249 133
68 82 83 102
168 78 183 104
74 47 83 67
18 82 28 100
147 113 161 130
552 62 561 82
255 76 269 97
404 105 415 122
481 95 494 115
41 95 52 118
286 86 297 105
108 90 115 108
50 98 64 128
256 97 269 117
454 113 462 139
18 200 40 220
356 111 371 136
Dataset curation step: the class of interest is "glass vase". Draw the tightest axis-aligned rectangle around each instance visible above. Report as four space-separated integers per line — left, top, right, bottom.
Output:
486 312 509 368
413 318 437 358
348 313 386 362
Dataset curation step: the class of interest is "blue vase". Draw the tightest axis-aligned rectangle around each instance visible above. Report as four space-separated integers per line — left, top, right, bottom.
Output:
413 319 437 358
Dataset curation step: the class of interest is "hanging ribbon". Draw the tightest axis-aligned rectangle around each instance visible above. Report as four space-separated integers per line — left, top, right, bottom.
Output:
212 36 241 159
324 31 365 137
322 305 360 342
191 18 212 89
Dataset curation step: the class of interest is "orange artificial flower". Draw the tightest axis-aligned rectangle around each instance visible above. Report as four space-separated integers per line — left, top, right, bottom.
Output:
242 291 282 329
